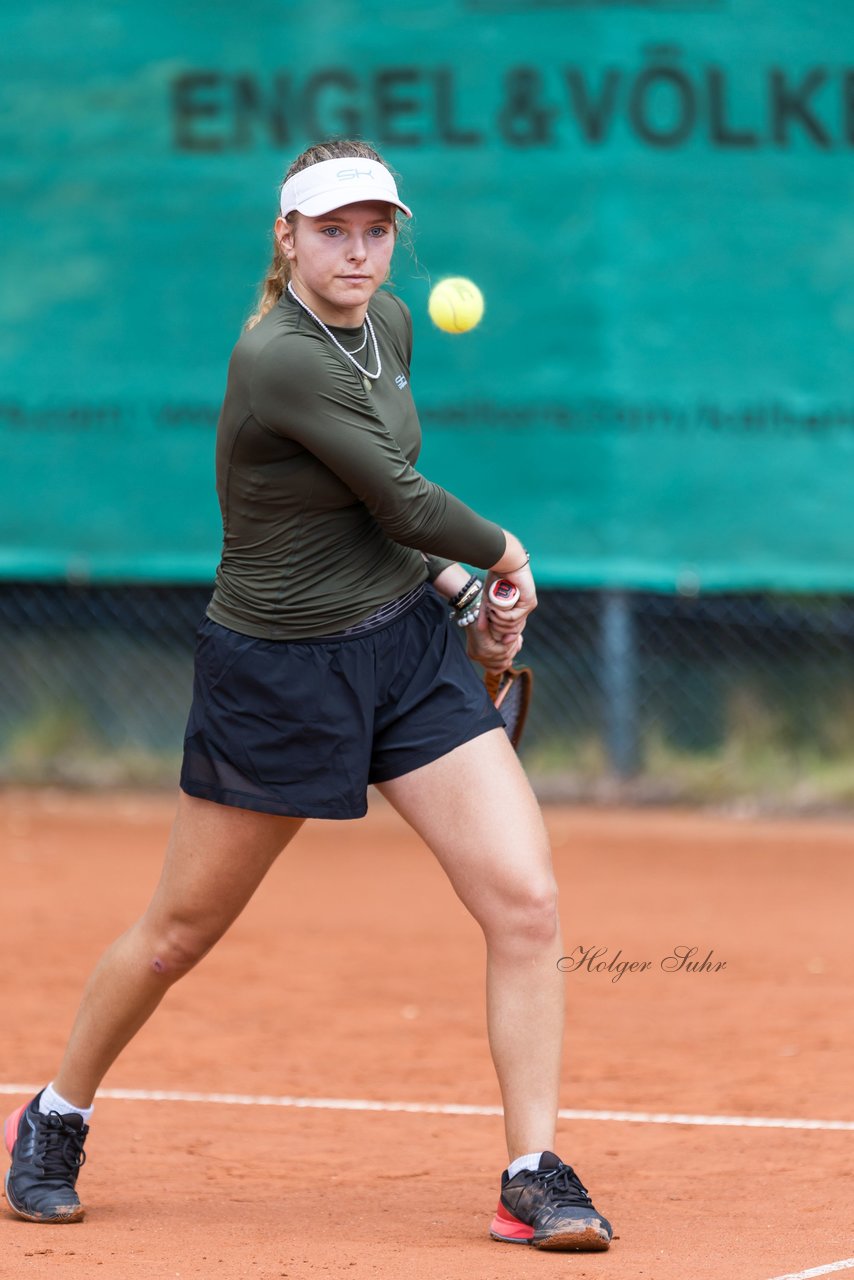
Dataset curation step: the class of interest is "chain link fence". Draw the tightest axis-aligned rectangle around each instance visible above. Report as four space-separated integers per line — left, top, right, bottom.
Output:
1 582 853 809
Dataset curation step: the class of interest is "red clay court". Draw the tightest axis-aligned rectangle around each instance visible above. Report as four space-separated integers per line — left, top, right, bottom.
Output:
1 788 852 1280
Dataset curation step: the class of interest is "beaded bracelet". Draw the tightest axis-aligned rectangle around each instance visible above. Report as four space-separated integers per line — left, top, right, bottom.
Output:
449 574 482 612
450 587 483 627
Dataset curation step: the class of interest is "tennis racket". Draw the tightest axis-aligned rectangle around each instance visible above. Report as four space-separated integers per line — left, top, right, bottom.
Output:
484 579 533 750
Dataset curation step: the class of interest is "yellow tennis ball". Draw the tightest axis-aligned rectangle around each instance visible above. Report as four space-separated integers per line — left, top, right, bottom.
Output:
428 277 485 334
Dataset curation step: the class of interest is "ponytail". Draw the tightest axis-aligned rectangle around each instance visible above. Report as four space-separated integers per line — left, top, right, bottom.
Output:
244 224 292 332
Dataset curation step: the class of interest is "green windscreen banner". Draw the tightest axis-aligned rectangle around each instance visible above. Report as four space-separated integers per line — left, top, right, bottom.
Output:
2 0 853 591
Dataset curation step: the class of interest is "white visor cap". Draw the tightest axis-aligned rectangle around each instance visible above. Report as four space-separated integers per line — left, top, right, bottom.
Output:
279 158 413 219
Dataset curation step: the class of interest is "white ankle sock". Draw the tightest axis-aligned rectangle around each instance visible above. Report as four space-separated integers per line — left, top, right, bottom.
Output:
38 1083 94 1124
507 1151 543 1179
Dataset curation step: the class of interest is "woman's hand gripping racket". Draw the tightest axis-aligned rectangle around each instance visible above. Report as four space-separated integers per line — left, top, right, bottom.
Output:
484 579 533 751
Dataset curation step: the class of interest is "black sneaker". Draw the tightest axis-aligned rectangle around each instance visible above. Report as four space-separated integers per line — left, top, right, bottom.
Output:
4 1091 88 1223
490 1151 612 1250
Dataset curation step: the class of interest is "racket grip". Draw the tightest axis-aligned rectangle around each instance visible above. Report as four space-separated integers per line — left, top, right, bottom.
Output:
488 579 520 609
484 671 502 701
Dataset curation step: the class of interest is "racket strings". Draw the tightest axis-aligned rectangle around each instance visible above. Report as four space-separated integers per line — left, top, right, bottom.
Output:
498 679 524 738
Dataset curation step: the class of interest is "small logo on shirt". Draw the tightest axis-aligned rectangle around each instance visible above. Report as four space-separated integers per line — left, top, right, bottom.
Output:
394 373 408 390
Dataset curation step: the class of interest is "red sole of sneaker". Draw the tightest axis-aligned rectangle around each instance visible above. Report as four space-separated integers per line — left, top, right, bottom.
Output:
489 1202 534 1243
3 1104 26 1155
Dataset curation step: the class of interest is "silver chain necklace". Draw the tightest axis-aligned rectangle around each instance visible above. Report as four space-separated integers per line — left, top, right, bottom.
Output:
287 281 381 390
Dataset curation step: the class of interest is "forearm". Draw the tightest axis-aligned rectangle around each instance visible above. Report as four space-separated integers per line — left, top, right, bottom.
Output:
431 562 476 600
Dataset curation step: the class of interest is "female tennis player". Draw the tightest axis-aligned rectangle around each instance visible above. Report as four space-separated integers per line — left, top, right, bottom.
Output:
4 140 612 1252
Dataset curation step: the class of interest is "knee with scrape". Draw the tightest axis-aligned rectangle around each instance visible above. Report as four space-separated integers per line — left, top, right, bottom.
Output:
151 956 167 974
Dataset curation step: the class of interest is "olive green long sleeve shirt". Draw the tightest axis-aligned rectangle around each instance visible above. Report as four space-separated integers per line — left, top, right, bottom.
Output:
207 288 504 639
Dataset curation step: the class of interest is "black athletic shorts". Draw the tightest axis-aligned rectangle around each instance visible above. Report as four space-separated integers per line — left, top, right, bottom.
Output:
179 585 504 819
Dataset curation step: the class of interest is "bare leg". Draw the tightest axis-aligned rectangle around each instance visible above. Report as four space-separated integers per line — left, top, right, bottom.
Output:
53 791 303 1108
377 729 564 1161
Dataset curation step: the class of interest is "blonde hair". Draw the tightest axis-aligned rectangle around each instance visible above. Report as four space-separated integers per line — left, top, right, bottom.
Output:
245 139 394 331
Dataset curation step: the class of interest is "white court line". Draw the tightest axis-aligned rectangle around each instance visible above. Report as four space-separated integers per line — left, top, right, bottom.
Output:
1 1084 853 1132
765 1260 854 1280
4 1082 849 1278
